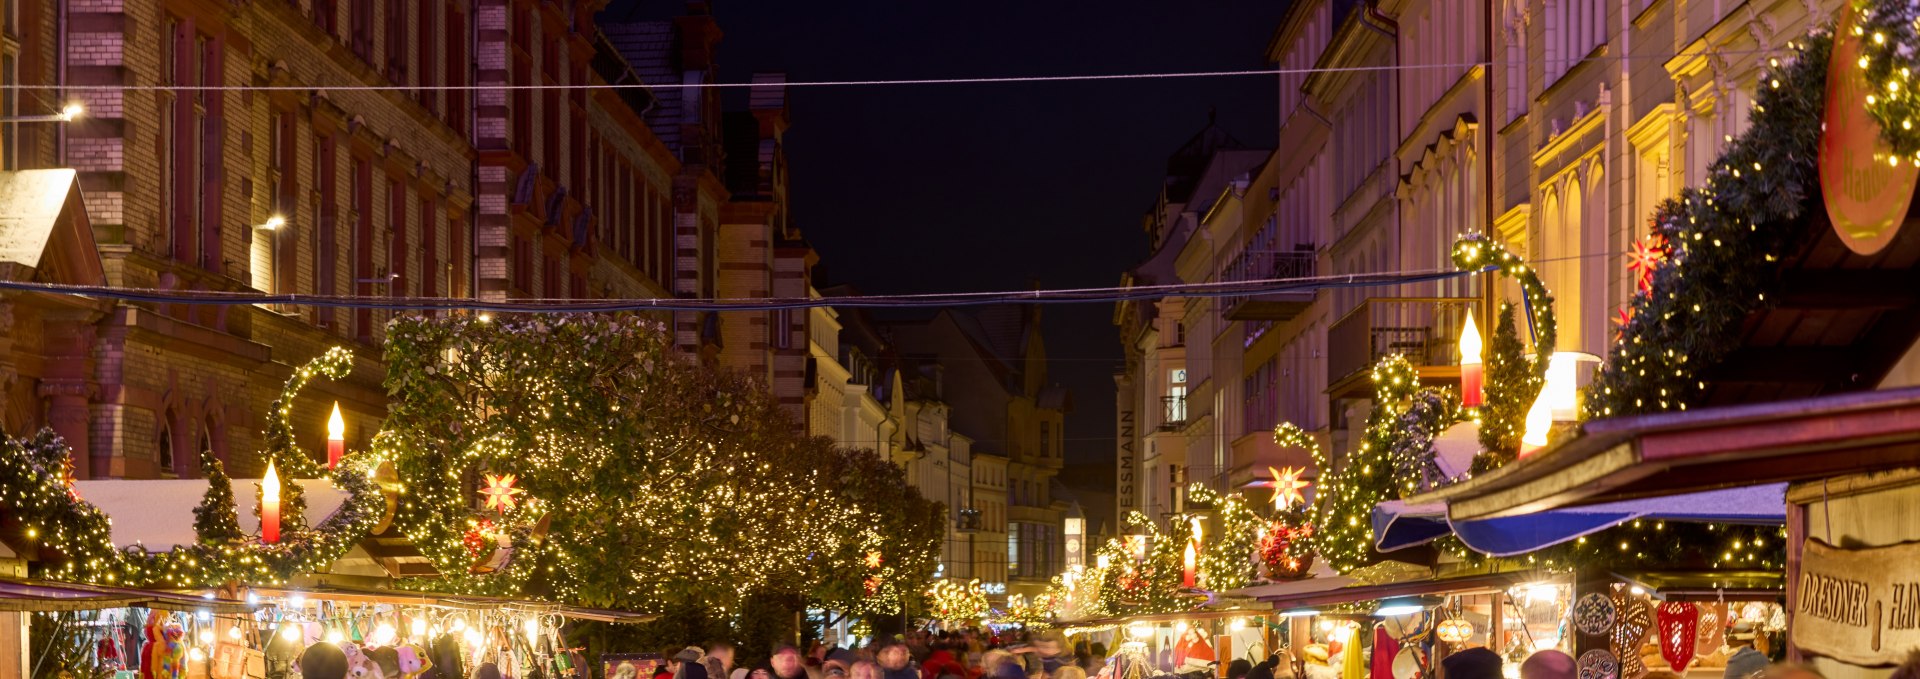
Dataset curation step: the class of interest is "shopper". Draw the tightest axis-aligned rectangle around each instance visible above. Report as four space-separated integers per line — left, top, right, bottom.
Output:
1518 650 1574 679
1440 648 1503 679
774 646 812 679
880 640 921 679
1724 622 1768 679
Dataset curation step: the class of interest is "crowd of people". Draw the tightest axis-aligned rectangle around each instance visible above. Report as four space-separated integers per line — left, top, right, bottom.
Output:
643 625 1880 679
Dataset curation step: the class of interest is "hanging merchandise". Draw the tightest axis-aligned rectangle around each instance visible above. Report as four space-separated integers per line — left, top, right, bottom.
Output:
1370 625 1398 679
1693 603 1725 657
1572 594 1615 637
1575 650 1617 679
140 611 188 679
1654 602 1699 671
1609 592 1651 679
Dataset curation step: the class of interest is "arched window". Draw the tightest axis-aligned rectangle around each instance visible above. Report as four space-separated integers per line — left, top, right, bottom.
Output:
199 419 215 471
157 417 176 478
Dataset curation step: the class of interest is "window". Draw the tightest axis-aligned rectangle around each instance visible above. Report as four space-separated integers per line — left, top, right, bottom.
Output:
1547 0 1605 85
193 34 217 271
384 0 407 83
389 179 407 301
353 157 372 340
1040 421 1051 458
198 422 214 469
420 196 439 305
1505 9 1529 123
350 0 374 63
417 1 437 112
313 0 338 36
444 2 467 135
1007 530 1019 577
157 419 175 477
772 308 792 349
315 133 338 328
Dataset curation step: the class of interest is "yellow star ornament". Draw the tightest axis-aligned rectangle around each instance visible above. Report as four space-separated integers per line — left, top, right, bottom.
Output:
480 473 526 512
1267 466 1311 509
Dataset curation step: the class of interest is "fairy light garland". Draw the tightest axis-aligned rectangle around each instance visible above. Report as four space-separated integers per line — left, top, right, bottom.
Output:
1857 1 1920 157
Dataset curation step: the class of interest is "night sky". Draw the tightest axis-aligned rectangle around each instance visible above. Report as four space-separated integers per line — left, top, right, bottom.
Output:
609 0 1289 519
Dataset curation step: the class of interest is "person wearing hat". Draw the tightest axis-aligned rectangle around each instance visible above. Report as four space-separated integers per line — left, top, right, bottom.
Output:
1724 622 1767 679
825 649 863 679
1518 650 1574 679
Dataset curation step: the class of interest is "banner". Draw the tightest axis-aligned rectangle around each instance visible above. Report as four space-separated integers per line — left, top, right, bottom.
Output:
1792 538 1920 665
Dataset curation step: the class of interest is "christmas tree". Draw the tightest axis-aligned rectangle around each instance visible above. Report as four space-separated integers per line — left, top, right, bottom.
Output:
193 449 245 544
1474 303 1543 473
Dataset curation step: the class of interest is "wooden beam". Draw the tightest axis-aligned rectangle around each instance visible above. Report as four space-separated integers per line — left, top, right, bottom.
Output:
1704 347 1861 384
1773 271 1920 310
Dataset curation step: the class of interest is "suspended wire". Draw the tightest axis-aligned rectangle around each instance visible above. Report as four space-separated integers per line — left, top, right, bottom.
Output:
0 268 1481 312
1 47 1798 93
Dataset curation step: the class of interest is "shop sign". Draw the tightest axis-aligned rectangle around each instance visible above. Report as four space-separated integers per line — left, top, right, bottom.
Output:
1818 7 1917 255
1792 539 1920 665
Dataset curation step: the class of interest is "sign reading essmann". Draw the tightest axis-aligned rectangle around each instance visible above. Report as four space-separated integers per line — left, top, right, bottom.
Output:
1793 539 1920 665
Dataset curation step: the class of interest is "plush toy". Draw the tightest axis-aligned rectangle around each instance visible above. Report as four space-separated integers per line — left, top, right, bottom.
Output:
395 644 434 679
140 613 188 679
368 646 403 679
342 643 376 679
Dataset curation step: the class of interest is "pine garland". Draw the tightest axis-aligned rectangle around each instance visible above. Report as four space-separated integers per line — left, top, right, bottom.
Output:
1585 31 1831 419
1309 356 1460 572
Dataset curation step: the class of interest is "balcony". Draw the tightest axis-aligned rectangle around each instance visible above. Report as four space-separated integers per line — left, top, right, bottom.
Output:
1222 248 1317 321
1326 297 1479 400
1160 395 1188 430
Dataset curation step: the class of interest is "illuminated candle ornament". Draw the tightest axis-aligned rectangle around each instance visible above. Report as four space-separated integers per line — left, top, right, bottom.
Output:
260 460 282 544
1459 310 1484 408
1521 389 1553 456
326 403 346 469
1182 541 1198 588
1545 352 1580 420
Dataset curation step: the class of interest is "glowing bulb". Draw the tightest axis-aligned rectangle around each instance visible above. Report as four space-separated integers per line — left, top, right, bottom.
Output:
60 103 83 121
450 617 467 633
228 627 243 640
410 617 427 639
464 629 483 647
262 215 287 230
326 629 344 644
1230 618 1247 631
198 629 214 645
1129 623 1152 640
523 616 540 641
189 647 206 662
1175 621 1189 635
371 622 397 646
279 625 300 642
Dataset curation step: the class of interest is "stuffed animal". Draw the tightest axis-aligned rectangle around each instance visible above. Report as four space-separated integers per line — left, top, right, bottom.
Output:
342 643 377 679
140 613 188 679
395 644 434 679
368 646 403 679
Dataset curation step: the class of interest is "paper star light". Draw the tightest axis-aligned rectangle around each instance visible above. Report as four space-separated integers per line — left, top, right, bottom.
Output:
1626 234 1668 293
479 473 526 512
864 551 884 569
1264 466 1311 509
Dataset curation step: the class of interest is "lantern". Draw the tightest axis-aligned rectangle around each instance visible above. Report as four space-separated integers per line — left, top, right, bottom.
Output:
1437 618 1475 643
1459 310 1484 408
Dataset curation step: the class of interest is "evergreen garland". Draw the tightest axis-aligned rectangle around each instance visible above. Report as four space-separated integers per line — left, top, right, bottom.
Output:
1584 31 1831 419
192 449 245 545
1473 303 1542 473
1309 356 1457 572
257 346 354 533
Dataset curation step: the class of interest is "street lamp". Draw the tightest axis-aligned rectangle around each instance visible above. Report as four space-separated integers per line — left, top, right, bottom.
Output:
1 103 83 123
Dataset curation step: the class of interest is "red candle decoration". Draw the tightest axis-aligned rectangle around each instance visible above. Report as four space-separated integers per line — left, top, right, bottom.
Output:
326 403 345 469
1459 309 1484 408
261 459 282 544
1182 541 1197 588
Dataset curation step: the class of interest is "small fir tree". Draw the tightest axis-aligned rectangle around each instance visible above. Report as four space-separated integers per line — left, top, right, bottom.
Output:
193 449 245 544
1474 302 1544 472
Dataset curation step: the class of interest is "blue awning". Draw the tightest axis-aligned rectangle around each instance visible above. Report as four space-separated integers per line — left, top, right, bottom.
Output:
1373 483 1786 557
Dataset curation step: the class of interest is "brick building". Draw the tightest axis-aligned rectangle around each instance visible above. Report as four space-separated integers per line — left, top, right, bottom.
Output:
0 0 812 478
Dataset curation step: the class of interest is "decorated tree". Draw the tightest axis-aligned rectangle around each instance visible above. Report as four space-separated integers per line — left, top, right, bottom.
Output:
1474 302 1543 471
1310 356 1464 572
1186 485 1265 592
192 449 245 545
374 313 944 625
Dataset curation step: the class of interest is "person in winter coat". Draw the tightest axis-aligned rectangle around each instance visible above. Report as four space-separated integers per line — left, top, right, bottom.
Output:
773 647 811 679
878 642 919 679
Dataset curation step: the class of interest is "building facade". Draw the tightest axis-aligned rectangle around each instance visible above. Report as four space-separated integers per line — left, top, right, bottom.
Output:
0 0 831 484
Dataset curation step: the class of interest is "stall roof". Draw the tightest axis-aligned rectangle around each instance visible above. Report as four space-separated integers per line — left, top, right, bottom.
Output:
0 578 251 614
245 585 656 623
1400 386 1920 521
1375 484 1787 557
74 479 350 551
1609 570 1782 602
1255 572 1521 610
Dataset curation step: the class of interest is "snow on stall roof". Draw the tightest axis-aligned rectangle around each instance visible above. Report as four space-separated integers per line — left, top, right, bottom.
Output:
72 479 349 552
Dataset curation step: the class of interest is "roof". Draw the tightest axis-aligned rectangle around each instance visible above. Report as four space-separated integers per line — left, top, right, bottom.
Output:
1164 115 1250 204
74 478 350 552
1402 385 1920 521
1609 570 1782 602
0 169 104 285
246 585 655 623
1253 571 1522 610
0 578 252 613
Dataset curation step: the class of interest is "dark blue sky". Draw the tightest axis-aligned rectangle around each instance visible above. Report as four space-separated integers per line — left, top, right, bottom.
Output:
610 0 1289 491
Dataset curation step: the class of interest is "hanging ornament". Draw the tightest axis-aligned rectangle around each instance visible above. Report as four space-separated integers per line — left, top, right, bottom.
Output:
1657 601 1700 671
1613 307 1635 341
864 551 883 569
478 473 525 513
1625 233 1668 293
1576 650 1619 679
1259 518 1314 579
1611 592 1652 679
1574 593 1617 636
1694 603 1725 656
1436 618 1474 644
1254 466 1313 510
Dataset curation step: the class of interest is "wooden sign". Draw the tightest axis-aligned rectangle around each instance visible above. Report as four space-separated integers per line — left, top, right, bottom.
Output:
1792 539 1920 665
1818 6 1919 255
